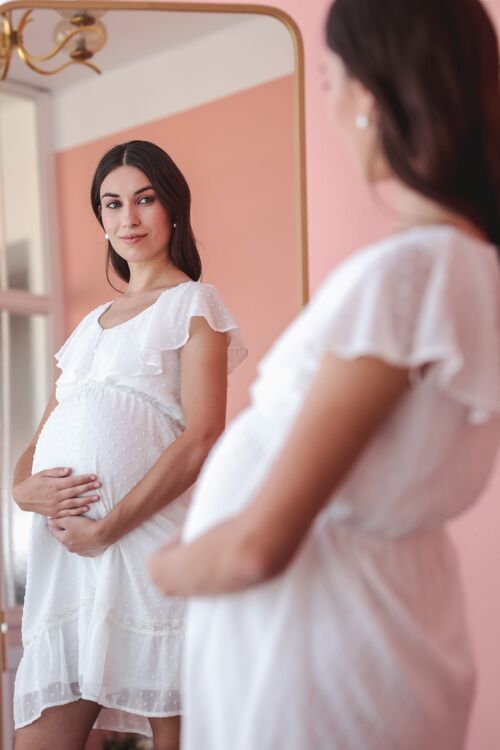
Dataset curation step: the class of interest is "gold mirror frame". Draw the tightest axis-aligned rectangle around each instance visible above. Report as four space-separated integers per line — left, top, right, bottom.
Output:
0 6 308 743
0 0 309 308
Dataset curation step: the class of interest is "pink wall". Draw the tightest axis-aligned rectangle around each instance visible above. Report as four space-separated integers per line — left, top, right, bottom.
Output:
157 1 499 748
56 74 298 421
60 0 500 746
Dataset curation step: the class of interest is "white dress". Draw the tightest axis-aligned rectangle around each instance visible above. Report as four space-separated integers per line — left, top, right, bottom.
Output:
14 280 246 737
182 227 500 750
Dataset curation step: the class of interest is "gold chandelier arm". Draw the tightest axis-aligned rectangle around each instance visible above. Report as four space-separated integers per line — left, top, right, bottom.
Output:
16 21 105 64
0 53 12 81
16 8 34 38
0 12 14 81
16 53 101 77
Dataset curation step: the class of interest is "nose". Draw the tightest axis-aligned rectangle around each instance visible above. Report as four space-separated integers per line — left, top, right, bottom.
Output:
121 201 140 228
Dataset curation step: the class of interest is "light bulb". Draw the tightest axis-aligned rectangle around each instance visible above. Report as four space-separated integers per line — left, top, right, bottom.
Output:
53 16 107 60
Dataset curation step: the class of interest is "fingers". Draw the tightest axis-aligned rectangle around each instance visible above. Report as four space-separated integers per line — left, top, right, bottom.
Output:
148 536 181 580
47 521 66 543
157 531 182 554
40 467 72 478
59 494 99 509
57 474 100 491
56 507 89 518
59 481 101 501
48 518 66 530
147 554 163 585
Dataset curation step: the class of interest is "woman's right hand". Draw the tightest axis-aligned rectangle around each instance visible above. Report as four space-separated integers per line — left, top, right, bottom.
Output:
12 467 101 518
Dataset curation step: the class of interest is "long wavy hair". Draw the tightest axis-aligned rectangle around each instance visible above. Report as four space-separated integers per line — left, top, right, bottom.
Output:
326 0 500 248
90 140 202 287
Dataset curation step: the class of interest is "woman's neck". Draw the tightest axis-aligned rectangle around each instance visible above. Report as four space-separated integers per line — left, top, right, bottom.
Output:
126 261 189 295
394 183 487 241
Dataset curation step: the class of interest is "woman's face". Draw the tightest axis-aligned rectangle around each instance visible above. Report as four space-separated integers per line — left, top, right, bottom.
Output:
323 50 389 182
99 165 173 266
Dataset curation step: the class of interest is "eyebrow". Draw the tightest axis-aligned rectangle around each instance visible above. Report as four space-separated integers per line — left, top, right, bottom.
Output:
101 185 154 199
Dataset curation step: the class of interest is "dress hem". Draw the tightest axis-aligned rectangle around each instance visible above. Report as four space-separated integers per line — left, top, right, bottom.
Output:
15 694 183 736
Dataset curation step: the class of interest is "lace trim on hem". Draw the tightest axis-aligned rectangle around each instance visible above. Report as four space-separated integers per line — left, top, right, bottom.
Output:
14 693 183 734
23 599 185 645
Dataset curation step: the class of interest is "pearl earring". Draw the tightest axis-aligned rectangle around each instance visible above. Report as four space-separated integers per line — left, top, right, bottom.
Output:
173 223 177 229
355 113 369 130
105 233 109 240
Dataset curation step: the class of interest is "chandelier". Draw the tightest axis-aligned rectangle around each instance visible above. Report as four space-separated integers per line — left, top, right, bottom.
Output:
0 8 107 80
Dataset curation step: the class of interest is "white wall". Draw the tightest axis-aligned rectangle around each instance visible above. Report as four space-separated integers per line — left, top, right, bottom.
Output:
53 14 295 151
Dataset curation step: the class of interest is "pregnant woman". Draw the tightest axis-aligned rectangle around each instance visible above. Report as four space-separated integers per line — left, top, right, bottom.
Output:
12 140 246 750
150 1 500 748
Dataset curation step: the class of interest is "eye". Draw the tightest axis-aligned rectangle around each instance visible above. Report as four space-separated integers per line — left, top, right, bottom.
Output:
105 200 121 209
138 195 155 205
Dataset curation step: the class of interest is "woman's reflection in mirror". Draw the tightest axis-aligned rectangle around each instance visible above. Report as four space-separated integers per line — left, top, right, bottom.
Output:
12 140 247 750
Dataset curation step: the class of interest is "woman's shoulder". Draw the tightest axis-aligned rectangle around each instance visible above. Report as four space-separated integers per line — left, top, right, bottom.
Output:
153 279 235 318
144 279 247 373
377 224 495 264
159 279 224 299
319 224 499 297
298 223 500 361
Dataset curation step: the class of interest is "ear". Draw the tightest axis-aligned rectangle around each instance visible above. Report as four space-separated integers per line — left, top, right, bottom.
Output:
352 79 377 122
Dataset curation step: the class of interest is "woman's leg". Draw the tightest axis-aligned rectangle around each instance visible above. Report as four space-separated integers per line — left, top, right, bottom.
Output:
149 715 181 750
14 699 101 750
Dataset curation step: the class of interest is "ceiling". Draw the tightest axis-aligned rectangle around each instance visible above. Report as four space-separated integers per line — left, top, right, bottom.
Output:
5 8 255 90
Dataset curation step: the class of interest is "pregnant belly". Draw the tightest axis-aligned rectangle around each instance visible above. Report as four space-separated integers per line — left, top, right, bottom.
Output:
33 383 182 519
183 408 280 542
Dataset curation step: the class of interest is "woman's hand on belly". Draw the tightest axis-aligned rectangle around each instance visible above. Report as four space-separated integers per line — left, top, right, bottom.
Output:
47 515 108 557
147 517 269 596
13 467 101 517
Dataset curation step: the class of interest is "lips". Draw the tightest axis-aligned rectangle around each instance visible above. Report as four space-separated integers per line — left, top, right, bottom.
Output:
119 234 147 243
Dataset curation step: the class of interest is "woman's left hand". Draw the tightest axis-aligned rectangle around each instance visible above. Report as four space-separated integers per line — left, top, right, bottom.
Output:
148 517 278 597
148 523 236 597
148 534 220 597
47 515 107 557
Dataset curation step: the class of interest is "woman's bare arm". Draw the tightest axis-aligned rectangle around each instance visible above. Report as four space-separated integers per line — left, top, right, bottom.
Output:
148 352 410 596
13 388 102 517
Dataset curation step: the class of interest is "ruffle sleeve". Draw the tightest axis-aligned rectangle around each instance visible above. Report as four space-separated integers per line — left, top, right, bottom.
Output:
314 231 500 424
54 305 107 385
54 283 247 386
135 282 247 375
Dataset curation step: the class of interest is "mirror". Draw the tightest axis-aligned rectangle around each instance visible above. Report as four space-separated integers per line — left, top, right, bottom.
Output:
0 2 307 746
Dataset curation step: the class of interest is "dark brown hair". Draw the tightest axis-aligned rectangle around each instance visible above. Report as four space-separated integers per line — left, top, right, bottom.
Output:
90 140 202 286
326 0 500 247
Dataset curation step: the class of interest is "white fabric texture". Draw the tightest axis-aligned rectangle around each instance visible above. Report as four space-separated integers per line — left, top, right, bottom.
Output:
14 281 246 737
182 226 500 750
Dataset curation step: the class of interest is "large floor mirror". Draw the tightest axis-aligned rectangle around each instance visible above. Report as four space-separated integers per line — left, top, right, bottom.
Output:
0 2 307 747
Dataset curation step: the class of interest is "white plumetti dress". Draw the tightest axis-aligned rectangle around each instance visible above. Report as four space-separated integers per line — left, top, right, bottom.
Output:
182 227 500 750
13 281 246 737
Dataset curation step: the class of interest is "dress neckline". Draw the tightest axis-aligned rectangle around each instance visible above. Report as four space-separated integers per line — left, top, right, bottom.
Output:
97 280 195 331
394 222 497 252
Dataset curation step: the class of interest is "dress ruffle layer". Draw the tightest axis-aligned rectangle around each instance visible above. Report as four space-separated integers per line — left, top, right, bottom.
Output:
15 604 184 737
55 281 248 384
